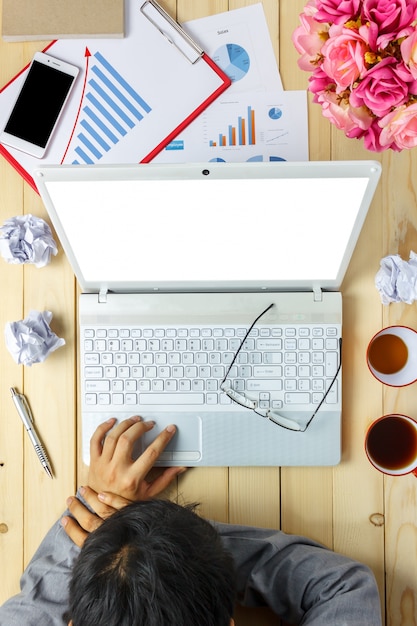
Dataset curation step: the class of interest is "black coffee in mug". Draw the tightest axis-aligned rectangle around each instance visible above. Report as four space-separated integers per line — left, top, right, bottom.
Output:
366 415 417 474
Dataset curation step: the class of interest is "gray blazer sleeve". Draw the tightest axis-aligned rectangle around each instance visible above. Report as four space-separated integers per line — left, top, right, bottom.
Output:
0 511 382 626
215 522 382 626
0 517 79 626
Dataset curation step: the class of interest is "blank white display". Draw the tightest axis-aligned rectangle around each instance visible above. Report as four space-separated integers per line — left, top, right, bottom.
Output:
45 176 369 287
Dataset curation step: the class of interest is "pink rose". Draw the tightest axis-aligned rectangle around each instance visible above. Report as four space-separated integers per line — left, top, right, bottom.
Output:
363 119 401 151
401 30 417 80
346 101 374 135
292 4 330 71
362 0 417 37
321 27 368 90
379 102 417 150
318 91 357 133
293 0 417 151
349 57 411 117
315 0 361 24
358 20 379 50
308 67 335 101
316 89 373 137
359 18 415 52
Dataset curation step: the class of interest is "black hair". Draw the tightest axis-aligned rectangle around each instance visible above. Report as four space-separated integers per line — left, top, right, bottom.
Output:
68 499 236 626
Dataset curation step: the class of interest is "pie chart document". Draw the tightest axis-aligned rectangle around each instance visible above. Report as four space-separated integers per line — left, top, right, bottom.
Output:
213 44 250 82
182 4 283 93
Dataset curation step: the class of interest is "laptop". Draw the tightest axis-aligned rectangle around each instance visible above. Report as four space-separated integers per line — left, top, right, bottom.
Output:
34 160 381 466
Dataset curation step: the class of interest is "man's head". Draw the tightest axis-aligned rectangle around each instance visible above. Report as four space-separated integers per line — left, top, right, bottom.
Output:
67 499 236 626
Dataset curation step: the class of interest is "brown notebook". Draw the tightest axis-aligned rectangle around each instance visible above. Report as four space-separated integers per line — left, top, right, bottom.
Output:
2 0 124 41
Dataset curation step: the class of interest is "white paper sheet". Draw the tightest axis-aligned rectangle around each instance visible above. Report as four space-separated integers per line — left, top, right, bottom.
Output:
154 5 309 164
182 4 283 93
154 90 308 163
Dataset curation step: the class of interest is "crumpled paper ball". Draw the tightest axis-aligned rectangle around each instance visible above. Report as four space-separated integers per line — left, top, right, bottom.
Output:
4 310 65 366
0 214 57 268
375 251 417 305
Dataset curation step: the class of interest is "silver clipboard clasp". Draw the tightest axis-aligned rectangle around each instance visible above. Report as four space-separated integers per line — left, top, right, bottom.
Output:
140 0 204 64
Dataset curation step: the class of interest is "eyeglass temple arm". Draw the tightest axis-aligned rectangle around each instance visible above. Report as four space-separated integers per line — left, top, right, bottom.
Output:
267 411 303 431
221 383 302 430
221 385 257 409
221 303 275 386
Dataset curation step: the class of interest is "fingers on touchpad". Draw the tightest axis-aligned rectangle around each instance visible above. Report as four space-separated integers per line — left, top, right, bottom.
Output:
141 413 202 462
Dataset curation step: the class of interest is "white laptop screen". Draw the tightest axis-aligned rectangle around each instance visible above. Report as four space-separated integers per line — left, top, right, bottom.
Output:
34 161 381 293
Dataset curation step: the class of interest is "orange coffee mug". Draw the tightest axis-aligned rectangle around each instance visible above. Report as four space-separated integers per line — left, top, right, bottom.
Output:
365 414 417 477
366 326 417 387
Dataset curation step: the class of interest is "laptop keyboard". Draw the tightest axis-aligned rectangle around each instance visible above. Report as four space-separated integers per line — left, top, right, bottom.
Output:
81 324 341 412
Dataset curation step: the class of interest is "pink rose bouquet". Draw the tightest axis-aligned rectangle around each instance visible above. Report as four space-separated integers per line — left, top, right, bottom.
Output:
292 0 417 151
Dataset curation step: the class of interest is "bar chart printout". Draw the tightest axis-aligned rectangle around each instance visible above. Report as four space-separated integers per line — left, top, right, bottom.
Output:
210 106 255 147
69 51 152 165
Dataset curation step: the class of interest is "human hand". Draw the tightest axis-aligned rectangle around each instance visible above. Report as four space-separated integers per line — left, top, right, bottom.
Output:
61 486 130 548
87 416 186 501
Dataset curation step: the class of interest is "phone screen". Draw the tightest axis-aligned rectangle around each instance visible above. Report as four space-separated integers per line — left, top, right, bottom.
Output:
4 60 76 148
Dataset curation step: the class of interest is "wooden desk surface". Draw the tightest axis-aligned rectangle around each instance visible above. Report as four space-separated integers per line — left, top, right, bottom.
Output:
1 1 416 624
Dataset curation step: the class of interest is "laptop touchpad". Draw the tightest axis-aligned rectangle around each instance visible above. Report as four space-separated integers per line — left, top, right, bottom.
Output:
140 413 202 462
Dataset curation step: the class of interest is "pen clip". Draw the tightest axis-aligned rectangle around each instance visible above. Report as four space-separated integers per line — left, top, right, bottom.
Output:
140 0 203 64
19 393 33 423
10 387 33 423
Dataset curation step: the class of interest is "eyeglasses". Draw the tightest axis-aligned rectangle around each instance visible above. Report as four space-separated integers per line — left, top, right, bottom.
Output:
220 303 342 432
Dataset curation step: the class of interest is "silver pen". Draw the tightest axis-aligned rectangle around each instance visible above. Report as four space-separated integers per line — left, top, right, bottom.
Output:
10 388 53 478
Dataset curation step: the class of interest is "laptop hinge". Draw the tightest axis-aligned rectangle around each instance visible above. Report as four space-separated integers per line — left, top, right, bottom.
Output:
98 288 108 304
313 286 322 302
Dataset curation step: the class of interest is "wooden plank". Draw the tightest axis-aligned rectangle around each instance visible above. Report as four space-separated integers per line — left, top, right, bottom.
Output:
0 219 25 601
178 467 229 522
0 16 25 601
22 187 77 564
331 132 385 618
0 126 25 600
382 150 417 626
385 475 417 626
229 467 280 529
159 0 177 19
281 467 334 548
177 0 228 22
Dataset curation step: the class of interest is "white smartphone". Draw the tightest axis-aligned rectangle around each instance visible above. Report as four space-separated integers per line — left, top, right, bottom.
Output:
0 52 79 159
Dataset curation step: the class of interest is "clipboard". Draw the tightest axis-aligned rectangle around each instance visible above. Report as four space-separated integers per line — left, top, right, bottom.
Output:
0 0 231 192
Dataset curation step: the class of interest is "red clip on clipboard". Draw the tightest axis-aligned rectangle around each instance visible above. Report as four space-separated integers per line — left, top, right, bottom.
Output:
0 0 231 192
